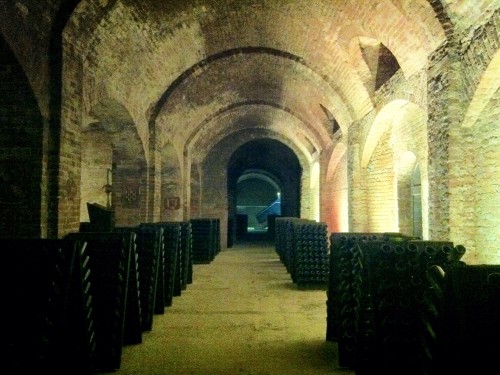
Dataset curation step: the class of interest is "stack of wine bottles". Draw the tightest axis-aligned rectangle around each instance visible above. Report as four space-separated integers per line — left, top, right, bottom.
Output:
267 214 281 241
180 221 194 289
327 233 472 374
326 233 386 366
274 217 329 288
4 239 96 375
3 216 205 374
424 263 500 374
190 218 220 264
64 231 141 371
116 221 194 318
115 225 163 331
139 222 181 308
275 217 299 268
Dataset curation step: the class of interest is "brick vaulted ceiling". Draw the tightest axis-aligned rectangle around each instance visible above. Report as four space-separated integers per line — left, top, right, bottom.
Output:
12 0 493 164
55 0 459 163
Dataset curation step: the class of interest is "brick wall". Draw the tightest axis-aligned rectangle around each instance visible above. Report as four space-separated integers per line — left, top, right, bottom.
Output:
0 0 498 260
447 11 500 264
426 42 453 241
366 130 397 232
321 144 348 233
160 143 184 222
190 163 202 218
80 131 113 221
53 40 83 237
0 36 43 238
348 142 369 232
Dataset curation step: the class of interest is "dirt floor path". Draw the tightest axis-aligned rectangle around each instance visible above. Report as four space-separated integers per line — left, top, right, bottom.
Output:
101 242 354 375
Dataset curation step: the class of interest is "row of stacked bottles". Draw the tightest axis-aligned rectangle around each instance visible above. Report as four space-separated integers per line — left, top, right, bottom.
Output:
4 239 100 374
326 232 499 374
275 217 329 288
4 217 220 375
422 263 500 374
190 218 221 264
64 231 141 370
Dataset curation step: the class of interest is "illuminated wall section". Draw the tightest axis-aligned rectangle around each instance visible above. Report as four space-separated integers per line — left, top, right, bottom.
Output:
322 143 348 232
366 130 397 232
450 51 500 264
310 161 320 222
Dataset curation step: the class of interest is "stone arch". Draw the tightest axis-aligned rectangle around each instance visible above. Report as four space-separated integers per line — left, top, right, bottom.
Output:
390 102 429 238
461 49 500 129
337 1 445 81
236 170 282 233
238 170 281 192
186 100 329 155
188 104 318 165
225 137 303 220
362 100 428 234
148 46 350 130
0 34 44 238
362 99 409 168
48 0 120 237
425 0 455 39
161 142 183 222
326 143 347 182
202 130 306 248
81 99 147 227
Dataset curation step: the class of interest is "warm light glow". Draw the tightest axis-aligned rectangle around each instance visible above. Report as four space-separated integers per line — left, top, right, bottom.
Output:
462 50 500 129
310 162 320 222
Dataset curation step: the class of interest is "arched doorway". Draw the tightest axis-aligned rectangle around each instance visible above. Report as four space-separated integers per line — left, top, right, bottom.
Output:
236 170 282 234
227 139 301 244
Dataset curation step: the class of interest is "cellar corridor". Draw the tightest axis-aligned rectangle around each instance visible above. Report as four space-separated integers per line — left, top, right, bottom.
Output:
97 240 353 375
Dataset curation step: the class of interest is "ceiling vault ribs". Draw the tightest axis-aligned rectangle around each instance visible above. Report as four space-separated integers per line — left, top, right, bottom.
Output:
148 46 349 131
185 99 327 153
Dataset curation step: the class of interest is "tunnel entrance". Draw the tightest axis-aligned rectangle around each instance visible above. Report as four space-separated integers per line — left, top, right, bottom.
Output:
236 170 282 234
227 139 301 245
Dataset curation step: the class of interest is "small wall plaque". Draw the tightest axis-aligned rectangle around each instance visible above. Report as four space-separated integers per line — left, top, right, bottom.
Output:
165 196 180 210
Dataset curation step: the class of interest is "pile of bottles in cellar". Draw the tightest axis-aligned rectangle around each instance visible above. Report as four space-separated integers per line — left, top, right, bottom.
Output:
275 217 329 288
190 218 221 264
325 232 500 375
3 208 221 375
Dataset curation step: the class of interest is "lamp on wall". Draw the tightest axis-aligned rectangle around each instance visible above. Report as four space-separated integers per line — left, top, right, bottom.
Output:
103 167 113 208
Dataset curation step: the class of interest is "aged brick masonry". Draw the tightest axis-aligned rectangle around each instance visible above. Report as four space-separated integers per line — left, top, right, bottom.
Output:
0 0 498 264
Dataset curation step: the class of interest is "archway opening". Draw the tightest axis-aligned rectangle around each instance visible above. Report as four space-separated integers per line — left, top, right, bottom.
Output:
227 138 301 244
236 170 282 234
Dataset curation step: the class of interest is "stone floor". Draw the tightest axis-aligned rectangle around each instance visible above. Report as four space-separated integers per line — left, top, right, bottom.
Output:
98 240 354 375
